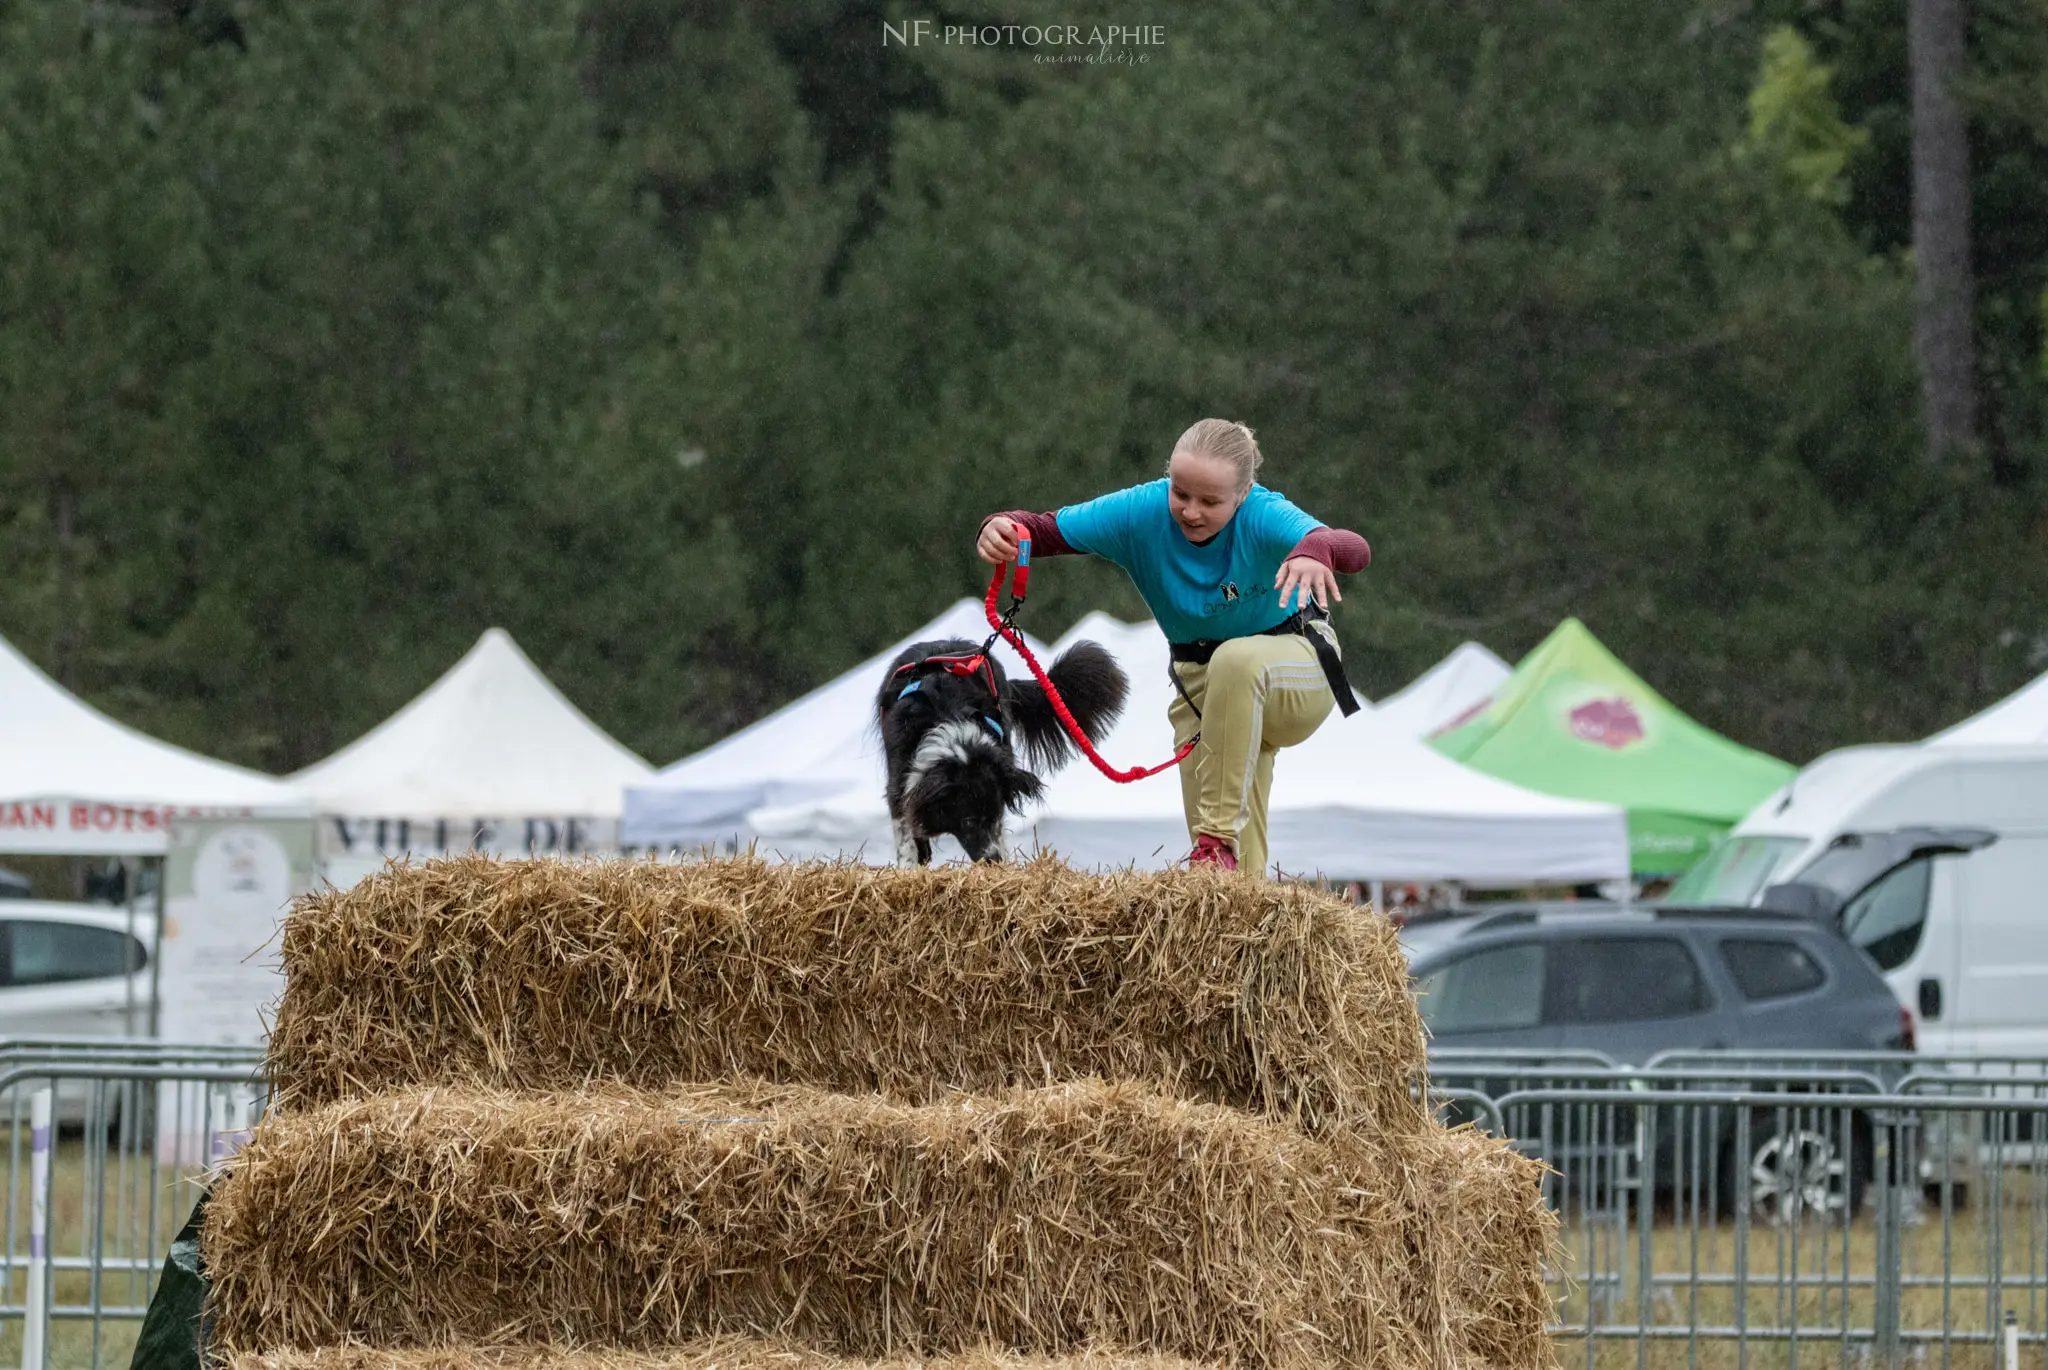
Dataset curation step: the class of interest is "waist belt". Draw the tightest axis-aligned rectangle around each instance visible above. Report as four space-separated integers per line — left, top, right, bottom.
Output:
1167 610 1362 717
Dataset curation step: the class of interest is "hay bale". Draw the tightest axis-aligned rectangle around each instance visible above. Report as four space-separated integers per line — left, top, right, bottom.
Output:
222 1341 1209 1370
265 856 1423 1133
205 1082 1488 1368
1404 1127 1556 1370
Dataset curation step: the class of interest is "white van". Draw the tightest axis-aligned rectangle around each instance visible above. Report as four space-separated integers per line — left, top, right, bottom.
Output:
1668 744 2048 1056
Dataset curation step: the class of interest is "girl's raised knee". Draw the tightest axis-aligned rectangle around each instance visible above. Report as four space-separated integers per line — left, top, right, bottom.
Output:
1206 638 1263 687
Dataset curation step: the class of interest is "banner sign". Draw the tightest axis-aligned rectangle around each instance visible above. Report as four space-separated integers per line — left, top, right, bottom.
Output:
317 814 624 860
159 815 318 1048
0 797 274 856
156 814 317 1164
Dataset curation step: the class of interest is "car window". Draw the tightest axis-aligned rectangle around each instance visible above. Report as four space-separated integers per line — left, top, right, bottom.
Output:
1543 937 1711 1024
1720 938 1827 1001
1839 858 1932 971
1416 942 1543 1033
1664 835 1807 905
2 921 144 988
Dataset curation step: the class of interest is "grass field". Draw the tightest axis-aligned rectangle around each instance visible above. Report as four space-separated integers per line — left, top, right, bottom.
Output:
0 1138 2038 1370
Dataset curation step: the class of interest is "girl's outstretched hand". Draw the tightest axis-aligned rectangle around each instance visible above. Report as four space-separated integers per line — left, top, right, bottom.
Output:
1276 555 1340 612
977 516 1021 566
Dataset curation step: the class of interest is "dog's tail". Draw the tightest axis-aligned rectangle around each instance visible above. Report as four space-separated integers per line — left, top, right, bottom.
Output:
1002 640 1130 774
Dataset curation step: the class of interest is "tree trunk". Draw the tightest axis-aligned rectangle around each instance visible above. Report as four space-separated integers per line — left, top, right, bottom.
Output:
1909 0 1977 462
53 476 80 692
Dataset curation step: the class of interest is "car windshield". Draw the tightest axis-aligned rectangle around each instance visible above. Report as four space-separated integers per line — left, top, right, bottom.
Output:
1397 918 1476 966
1663 835 1807 905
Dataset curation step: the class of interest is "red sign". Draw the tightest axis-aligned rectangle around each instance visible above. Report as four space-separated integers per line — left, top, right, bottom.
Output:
1569 697 1645 750
0 800 222 837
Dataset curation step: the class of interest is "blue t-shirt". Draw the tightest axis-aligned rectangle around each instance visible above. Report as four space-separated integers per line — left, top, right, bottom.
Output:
1054 480 1322 643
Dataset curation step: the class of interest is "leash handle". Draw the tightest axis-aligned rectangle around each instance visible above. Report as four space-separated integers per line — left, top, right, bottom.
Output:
984 554 1197 784
990 530 1031 607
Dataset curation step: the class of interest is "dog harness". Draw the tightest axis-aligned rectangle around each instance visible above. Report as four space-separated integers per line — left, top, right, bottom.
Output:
889 652 1007 738
890 651 999 700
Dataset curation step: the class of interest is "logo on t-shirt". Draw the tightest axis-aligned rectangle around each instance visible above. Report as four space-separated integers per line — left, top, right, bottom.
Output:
1568 697 1646 750
1222 582 1240 602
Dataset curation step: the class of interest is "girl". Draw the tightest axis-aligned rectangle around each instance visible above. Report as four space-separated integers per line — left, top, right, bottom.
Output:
977 419 1370 877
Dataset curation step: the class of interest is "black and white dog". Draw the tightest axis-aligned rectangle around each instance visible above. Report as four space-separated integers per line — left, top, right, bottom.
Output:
877 636 1127 864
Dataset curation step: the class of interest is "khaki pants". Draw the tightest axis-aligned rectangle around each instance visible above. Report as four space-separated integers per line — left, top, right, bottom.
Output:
1167 629 1336 879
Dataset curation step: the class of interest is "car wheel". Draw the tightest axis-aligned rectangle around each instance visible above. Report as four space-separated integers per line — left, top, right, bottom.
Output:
1725 1108 1870 1224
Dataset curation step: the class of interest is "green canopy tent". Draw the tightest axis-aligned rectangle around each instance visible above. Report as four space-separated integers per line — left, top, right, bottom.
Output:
1429 618 1795 875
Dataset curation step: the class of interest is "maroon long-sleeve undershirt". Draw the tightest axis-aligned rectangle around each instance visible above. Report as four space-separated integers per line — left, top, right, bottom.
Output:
984 510 1370 572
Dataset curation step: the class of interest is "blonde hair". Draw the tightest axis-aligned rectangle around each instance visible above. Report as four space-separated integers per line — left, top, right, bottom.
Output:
1169 418 1263 492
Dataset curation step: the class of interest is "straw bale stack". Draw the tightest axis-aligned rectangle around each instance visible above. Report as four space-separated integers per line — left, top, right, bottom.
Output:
223 1343 1208 1370
206 1081 1462 1366
212 856 1553 1370
264 856 1425 1134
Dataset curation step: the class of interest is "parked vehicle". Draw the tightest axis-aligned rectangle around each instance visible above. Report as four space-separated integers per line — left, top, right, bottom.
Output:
1670 743 2048 1057
1406 904 1912 1215
0 900 154 1039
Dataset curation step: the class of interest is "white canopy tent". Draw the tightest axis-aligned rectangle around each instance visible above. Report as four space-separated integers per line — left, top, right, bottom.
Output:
1929 668 2048 746
750 614 1631 882
0 631 313 1044
620 601 1049 851
1370 641 1511 738
0 633 305 856
293 628 652 875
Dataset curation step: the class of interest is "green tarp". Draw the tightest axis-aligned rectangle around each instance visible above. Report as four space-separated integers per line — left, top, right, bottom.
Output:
1429 619 1794 875
130 1189 209 1370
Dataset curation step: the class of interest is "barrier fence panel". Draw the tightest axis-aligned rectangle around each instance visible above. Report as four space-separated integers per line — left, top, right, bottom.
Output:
1452 1081 2048 1370
0 1048 267 1370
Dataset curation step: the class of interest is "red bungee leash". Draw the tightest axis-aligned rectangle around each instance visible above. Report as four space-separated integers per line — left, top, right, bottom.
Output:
983 533 1197 783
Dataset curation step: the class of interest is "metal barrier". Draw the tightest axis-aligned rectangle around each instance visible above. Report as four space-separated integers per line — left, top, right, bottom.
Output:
1430 1047 1625 1072
0 1045 268 1370
1507 1089 2048 1367
1648 1048 2048 1084
1426 1049 2048 1368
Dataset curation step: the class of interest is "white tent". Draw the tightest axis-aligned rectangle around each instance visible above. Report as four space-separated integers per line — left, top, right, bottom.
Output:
292 628 652 872
750 614 1632 882
621 601 1049 851
0 633 305 856
1371 641 1510 737
1929 668 2048 746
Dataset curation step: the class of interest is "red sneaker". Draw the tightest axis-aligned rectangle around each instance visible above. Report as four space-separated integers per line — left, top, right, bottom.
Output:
1187 834 1238 871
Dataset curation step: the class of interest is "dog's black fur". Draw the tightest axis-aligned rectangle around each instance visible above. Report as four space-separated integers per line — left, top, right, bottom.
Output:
877 637 1127 864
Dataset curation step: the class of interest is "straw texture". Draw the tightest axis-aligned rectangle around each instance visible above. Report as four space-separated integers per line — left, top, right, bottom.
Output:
222 1343 1209 1370
1405 1128 1557 1369
265 856 1425 1133
205 1082 1472 1367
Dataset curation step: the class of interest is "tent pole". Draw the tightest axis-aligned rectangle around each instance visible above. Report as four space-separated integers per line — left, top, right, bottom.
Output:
148 855 167 1039
122 858 138 1037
